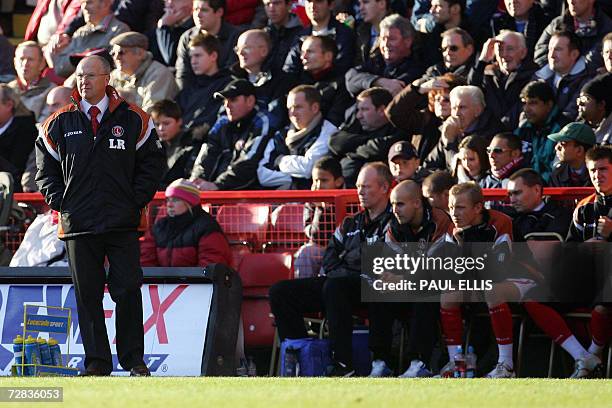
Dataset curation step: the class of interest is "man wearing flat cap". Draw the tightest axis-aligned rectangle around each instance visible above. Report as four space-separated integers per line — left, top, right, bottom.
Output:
109 32 178 113
190 78 273 190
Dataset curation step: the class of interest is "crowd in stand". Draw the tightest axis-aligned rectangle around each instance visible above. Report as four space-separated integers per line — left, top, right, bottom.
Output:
2 0 612 378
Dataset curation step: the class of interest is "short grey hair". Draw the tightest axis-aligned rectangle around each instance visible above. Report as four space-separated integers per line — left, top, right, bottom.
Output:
0 84 20 112
449 85 486 109
496 29 527 51
379 14 415 39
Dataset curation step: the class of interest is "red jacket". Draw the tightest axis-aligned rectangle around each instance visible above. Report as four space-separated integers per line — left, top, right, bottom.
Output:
25 0 81 41
224 0 259 26
140 206 232 269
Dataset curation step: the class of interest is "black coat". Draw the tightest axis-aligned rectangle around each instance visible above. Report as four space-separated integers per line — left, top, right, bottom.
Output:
490 3 553 56
176 69 232 129
0 113 37 187
512 200 572 242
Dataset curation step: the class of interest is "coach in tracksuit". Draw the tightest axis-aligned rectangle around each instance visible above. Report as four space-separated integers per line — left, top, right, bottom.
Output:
35 56 164 376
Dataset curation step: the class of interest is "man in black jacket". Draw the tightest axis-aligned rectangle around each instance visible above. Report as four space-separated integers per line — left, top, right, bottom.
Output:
262 0 303 74
151 0 195 67
35 56 164 376
269 162 393 376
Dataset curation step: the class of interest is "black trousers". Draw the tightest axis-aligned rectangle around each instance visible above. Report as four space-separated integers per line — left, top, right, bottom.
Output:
269 274 362 365
65 231 144 372
368 301 440 366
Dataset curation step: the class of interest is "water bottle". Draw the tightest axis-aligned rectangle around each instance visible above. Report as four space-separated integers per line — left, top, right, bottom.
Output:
48 338 62 366
465 346 477 378
38 338 53 365
23 336 39 376
283 347 299 377
12 335 24 376
247 356 257 377
453 346 466 378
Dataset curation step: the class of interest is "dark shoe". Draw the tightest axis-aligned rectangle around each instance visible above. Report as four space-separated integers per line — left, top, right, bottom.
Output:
79 366 112 376
325 361 355 377
130 364 151 377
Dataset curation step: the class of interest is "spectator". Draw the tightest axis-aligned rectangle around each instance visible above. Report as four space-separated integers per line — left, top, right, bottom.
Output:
114 0 165 33
0 35 15 84
329 87 406 186
190 79 273 190
151 100 204 190
602 32 612 73
175 0 241 89
109 32 179 113
451 135 489 183
269 163 393 377
47 0 130 78
9 41 56 121
414 27 475 88
0 85 38 193
230 29 295 130
294 156 344 278
507 168 572 242
577 73 612 143
533 31 591 122
411 0 497 35
423 85 501 172
421 170 454 213
386 72 466 161
283 0 356 75
468 30 539 130
259 85 336 189
176 33 232 130
515 80 569 183
535 0 612 70
295 35 353 127
368 180 452 377
355 0 389 66
262 0 303 74
152 0 195 67
346 14 425 99
25 0 81 46
548 122 595 187
140 178 232 268
480 132 528 190
387 141 426 184
491 0 553 56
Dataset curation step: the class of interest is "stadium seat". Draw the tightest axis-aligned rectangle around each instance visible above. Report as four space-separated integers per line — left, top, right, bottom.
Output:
216 204 270 250
264 204 307 252
237 253 293 348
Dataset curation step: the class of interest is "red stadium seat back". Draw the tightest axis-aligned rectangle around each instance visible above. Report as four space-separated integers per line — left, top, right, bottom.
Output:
242 299 275 347
237 253 293 288
265 204 307 251
216 204 270 248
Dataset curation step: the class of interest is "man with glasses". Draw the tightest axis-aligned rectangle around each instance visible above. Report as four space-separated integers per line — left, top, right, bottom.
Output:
109 32 178 113
481 133 527 190
35 55 164 376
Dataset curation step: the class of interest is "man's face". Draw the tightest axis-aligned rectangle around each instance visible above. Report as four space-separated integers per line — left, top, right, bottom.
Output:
111 46 144 76
568 0 595 18
433 90 451 118
588 158 612 195
495 34 527 74
224 95 254 122
390 188 419 225
379 27 412 64
311 168 343 190
423 185 449 212
488 137 518 172
451 94 481 129
45 88 71 114
305 0 331 25
263 0 289 26
459 147 482 177
356 97 387 131
548 35 579 74
236 33 268 71
449 192 482 229
555 140 582 163
301 37 332 74
504 0 535 18
359 0 386 24
287 91 319 130
14 46 45 85
193 0 222 30
75 58 110 103
522 96 553 126
507 177 541 213
166 197 190 217
152 114 183 142
577 92 605 125
389 157 419 182
82 0 110 23
356 167 388 211
189 46 216 75
430 0 451 25
603 40 612 73
441 33 473 69
0 92 13 125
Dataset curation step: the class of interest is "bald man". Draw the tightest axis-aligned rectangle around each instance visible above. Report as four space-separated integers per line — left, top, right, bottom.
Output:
367 180 453 377
36 55 164 376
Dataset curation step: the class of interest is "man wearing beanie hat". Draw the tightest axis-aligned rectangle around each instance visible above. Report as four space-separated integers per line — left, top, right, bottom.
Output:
578 73 612 144
109 32 178 113
140 178 232 268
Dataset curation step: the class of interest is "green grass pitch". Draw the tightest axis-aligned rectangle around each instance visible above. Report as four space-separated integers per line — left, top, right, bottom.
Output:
1 378 612 408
